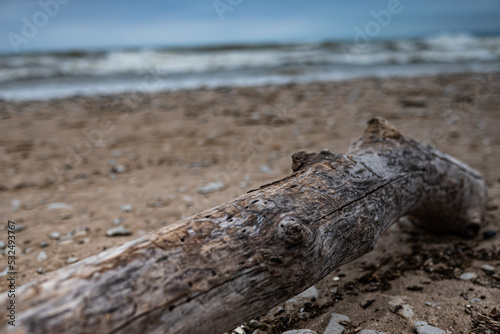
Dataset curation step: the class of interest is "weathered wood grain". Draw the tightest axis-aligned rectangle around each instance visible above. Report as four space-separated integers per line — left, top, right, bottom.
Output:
0 117 487 334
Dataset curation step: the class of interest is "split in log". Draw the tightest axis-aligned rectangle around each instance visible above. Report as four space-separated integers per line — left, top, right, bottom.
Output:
0 117 487 334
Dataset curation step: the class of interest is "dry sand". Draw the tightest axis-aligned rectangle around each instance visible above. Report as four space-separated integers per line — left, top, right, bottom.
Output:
0 73 499 333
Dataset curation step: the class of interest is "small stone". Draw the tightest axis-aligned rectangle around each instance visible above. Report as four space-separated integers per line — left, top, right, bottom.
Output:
113 165 126 173
47 202 73 210
332 276 341 281
360 299 375 309
11 199 20 212
59 213 72 220
252 330 266 334
359 330 387 334
282 330 317 334
233 327 245 334
259 165 275 174
0 241 5 249
12 224 26 232
39 241 49 248
49 231 61 240
121 204 132 213
248 320 259 327
113 218 123 225
415 321 446 334
460 272 477 281
37 251 48 262
481 264 495 274
483 230 496 239
197 181 226 195
286 286 319 305
324 313 350 334
106 226 132 237
36 267 46 275
389 296 414 319
66 257 79 264
109 173 117 180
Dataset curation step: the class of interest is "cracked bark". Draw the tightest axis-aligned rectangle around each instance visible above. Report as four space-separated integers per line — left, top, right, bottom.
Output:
0 118 487 334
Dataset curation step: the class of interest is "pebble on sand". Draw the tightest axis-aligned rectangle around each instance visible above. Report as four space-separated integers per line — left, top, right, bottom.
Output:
36 267 46 275
459 272 477 281
11 199 20 212
121 204 133 212
197 181 226 195
286 286 319 306
106 226 132 237
323 313 351 334
415 321 446 334
37 251 48 262
282 330 317 334
359 330 387 334
388 296 414 319
66 257 79 264
47 202 73 210
481 264 495 274
49 231 61 240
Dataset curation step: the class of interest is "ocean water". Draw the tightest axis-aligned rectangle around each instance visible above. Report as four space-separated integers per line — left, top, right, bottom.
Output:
1 33 499 101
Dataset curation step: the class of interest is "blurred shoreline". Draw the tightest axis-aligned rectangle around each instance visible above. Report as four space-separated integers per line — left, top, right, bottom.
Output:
1 34 500 101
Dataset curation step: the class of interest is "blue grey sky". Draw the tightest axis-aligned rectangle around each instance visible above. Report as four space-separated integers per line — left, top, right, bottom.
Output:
1 0 499 54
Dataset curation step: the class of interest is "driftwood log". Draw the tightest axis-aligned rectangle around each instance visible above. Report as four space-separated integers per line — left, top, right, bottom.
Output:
1 118 487 334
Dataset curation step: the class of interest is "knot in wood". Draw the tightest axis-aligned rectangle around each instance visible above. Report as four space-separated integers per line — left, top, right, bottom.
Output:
278 216 312 245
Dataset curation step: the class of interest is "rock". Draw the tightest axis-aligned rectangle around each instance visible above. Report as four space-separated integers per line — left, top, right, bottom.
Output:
49 231 61 240
121 204 132 212
460 272 477 281
59 213 72 220
282 330 316 334
259 165 275 174
360 299 375 309
47 202 73 210
113 218 123 225
113 165 126 173
286 286 319 305
388 296 414 319
252 330 266 334
13 224 26 232
415 321 446 334
66 257 79 264
197 181 226 195
11 199 20 212
481 264 495 274
399 97 427 108
359 330 387 334
37 251 48 262
323 313 350 334
0 241 5 249
38 241 49 248
106 226 132 237
483 230 496 239
36 267 46 275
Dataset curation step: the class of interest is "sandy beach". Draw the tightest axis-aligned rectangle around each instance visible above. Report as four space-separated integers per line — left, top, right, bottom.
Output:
1 72 499 333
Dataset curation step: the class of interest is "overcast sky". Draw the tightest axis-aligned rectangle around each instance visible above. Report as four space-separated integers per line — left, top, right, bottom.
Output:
1 0 499 54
